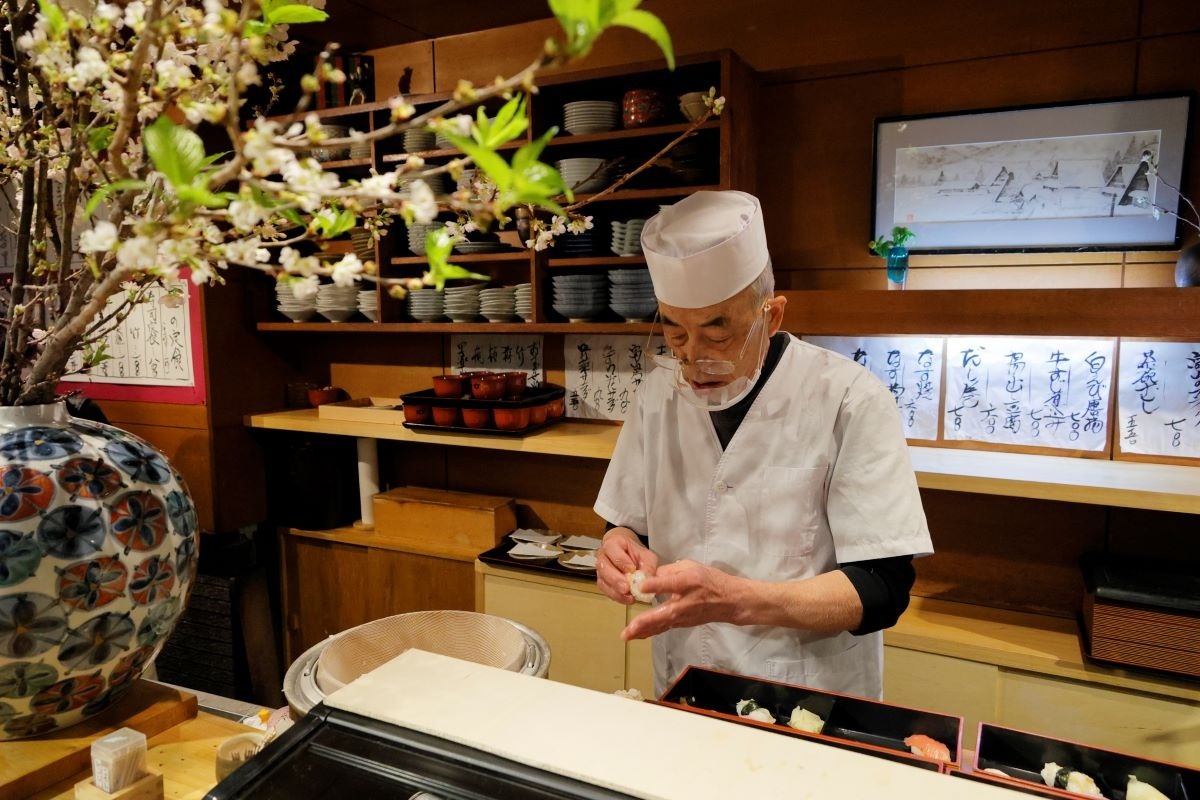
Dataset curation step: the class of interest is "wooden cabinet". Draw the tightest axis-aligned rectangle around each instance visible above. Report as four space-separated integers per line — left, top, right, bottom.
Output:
280 526 475 664
476 562 651 694
256 50 754 333
885 645 1200 764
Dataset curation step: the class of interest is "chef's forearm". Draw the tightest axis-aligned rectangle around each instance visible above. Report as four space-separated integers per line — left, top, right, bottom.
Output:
731 570 864 634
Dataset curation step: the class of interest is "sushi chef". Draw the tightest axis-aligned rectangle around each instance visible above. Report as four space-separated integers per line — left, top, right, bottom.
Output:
594 190 933 700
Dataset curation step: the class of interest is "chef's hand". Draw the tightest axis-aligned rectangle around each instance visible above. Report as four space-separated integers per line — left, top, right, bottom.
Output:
596 527 658 604
620 560 741 640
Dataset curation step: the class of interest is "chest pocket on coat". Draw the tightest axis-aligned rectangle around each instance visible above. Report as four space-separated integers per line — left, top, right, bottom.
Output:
755 465 827 558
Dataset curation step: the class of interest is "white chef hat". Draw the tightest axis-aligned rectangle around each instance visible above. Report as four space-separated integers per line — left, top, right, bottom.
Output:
640 190 769 308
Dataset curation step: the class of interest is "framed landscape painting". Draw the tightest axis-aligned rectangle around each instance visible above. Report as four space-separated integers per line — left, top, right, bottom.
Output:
872 94 1192 252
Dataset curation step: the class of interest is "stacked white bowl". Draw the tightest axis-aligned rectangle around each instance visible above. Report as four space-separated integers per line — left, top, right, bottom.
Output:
479 286 516 323
403 129 435 154
608 268 657 322
348 140 371 161
556 158 611 194
315 283 359 322
407 222 442 255
357 289 377 321
435 132 454 150
444 284 483 322
610 219 646 256
408 288 444 322
551 273 608 322
514 283 533 322
309 124 350 162
563 100 619 135
276 282 316 323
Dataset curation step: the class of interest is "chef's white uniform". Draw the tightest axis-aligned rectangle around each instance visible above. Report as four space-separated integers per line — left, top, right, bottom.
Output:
595 335 932 700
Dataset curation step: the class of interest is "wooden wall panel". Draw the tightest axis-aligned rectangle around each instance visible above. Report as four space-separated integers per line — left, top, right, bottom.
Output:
914 490 1106 616
427 0 1138 89
1140 0 1200 37
758 44 1137 273
368 40 434 99
443 450 609 535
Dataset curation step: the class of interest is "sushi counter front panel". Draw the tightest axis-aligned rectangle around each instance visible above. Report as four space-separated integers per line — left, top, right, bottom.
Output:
476 561 1200 766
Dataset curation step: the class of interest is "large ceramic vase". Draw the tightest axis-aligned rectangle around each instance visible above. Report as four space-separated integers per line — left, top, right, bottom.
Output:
0 403 196 739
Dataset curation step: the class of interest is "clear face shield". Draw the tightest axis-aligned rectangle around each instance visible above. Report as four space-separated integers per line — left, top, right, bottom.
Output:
646 303 771 411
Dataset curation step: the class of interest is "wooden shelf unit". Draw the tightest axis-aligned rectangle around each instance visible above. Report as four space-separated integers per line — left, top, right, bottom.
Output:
259 51 754 329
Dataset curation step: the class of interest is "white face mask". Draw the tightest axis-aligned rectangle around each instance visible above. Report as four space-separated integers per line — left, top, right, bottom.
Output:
650 305 770 411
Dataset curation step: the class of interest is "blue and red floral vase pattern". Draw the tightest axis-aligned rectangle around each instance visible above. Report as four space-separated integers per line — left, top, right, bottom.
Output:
0 404 195 739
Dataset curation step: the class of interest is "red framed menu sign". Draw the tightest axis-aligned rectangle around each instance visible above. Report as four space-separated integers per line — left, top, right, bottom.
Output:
58 276 206 405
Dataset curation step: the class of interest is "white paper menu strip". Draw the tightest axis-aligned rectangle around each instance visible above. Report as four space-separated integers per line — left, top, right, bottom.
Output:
564 334 663 421
67 280 194 386
803 336 943 441
944 336 1114 451
1117 341 1200 457
450 334 544 386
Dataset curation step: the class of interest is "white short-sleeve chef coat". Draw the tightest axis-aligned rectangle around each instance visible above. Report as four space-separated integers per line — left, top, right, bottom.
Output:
595 335 932 700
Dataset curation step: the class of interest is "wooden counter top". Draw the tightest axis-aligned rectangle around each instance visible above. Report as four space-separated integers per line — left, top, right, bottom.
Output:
29 712 254 800
246 408 621 460
476 561 1200 703
246 408 1200 512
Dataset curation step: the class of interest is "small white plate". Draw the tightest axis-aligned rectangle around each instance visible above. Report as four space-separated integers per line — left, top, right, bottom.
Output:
508 542 564 560
557 550 597 571
510 529 561 545
559 535 603 551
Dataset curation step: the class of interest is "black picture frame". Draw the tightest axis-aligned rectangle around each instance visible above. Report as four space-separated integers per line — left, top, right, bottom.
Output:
871 94 1192 253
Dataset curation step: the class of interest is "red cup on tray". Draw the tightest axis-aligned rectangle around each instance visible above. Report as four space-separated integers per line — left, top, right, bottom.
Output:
432 374 467 397
403 404 431 424
494 407 530 431
432 406 461 426
501 371 527 399
462 407 493 429
470 373 507 400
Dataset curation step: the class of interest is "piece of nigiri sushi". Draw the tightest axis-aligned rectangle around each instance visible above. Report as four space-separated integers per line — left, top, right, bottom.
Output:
1127 776 1168 800
1041 762 1106 798
903 733 951 762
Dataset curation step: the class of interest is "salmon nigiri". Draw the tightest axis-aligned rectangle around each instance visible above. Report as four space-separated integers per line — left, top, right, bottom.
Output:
904 733 951 762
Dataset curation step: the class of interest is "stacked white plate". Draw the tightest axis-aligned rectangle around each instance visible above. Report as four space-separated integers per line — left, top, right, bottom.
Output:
514 283 533 322
357 289 377 321
557 158 611 194
551 273 608 321
408 288 444 322
610 219 646 256
435 132 454 150
315 283 359 323
563 100 618 135
348 141 371 160
407 222 442 256
276 282 316 323
444 283 483 322
403 129 435 154
608 268 656 322
479 286 516 323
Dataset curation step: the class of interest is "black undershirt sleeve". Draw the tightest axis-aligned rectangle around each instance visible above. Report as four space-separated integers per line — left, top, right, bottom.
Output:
839 555 916 635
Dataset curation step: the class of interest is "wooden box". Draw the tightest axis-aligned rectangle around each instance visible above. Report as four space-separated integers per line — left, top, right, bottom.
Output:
373 487 517 558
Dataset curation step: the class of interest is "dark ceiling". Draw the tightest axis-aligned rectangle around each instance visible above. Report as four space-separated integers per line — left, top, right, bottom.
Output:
296 0 554 52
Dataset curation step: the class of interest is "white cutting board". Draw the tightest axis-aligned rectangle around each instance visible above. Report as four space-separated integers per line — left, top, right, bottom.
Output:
326 650 1027 800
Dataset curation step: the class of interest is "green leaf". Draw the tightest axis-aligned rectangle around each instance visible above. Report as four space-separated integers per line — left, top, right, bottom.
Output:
511 126 557 173
87 125 114 154
200 150 231 170
37 0 67 37
444 133 513 190
610 9 674 68
144 116 206 191
244 19 269 37
278 208 305 227
85 179 149 217
264 4 328 25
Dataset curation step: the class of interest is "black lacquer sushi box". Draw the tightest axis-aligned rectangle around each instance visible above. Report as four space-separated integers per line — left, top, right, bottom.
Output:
653 665 962 771
974 722 1199 800
947 767 1067 798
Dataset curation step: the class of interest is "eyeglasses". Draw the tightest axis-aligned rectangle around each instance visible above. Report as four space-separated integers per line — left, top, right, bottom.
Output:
646 305 768 378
